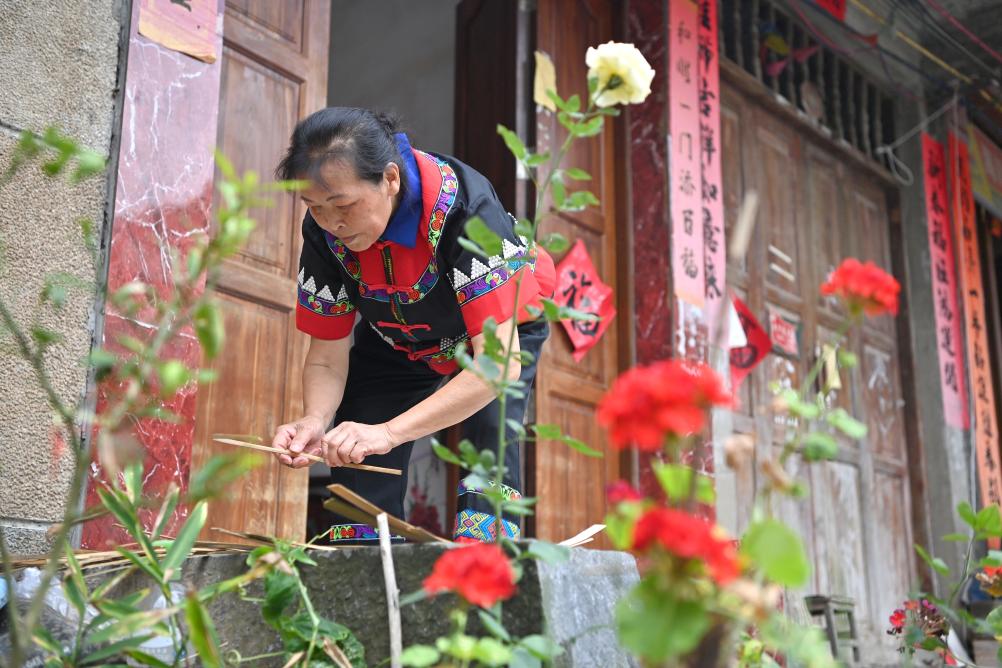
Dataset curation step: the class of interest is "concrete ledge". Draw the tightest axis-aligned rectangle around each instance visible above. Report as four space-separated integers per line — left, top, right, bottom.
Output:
2 543 640 667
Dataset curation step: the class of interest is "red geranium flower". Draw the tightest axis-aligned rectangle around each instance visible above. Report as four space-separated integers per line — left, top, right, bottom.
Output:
606 480 643 504
423 542 516 608
631 506 739 584
820 258 900 317
889 608 906 630
597 359 732 451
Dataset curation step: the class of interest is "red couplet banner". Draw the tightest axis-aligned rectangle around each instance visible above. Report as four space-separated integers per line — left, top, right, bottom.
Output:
949 132 1002 511
669 0 705 308
922 133 969 430
698 0 726 339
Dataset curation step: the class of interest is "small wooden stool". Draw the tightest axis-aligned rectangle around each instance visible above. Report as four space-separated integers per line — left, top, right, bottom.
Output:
804 595 861 664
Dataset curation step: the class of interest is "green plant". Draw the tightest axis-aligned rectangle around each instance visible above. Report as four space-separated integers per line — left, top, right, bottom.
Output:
235 539 365 667
0 127 317 667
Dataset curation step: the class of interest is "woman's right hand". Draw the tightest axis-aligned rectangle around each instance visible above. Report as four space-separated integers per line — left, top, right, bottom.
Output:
273 415 326 469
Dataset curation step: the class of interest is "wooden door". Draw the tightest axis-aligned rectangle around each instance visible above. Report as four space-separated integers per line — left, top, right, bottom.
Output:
191 0 330 543
532 0 622 544
721 73 914 659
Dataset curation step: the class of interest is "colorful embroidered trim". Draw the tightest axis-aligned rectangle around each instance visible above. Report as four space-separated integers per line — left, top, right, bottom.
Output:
322 153 458 304
327 523 380 542
368 322 470 367
297 268 355 317
457 479 522 502
454 509 520 542
450 239 539 305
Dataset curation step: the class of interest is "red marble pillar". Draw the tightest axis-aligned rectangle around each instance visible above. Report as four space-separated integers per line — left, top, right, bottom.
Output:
627 0 672 499
81 2 223 548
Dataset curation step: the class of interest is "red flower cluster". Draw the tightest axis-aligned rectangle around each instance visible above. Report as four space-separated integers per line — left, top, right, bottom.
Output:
631 506 739 584
597 360 732 451
888 608 906 631
423 542 516 608
820 258 900 317
606 480 643 504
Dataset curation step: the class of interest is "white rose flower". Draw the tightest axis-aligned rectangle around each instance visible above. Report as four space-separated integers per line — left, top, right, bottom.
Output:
585 41 656 107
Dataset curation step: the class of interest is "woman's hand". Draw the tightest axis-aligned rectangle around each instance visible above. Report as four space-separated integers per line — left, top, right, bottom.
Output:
323 422 399 467
273 415 326 469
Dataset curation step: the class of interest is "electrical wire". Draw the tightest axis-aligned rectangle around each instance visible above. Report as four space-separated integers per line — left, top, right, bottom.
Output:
896 0 997 79
922 0 1002 66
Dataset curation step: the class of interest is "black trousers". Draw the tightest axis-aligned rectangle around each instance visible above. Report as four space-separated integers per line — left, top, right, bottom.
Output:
326 317 549 541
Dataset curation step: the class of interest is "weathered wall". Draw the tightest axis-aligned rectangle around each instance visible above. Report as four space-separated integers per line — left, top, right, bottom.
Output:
0 0 128 553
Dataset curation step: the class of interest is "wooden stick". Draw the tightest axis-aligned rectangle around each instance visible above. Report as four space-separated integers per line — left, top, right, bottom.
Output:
212 437 402 476
377 513 403 668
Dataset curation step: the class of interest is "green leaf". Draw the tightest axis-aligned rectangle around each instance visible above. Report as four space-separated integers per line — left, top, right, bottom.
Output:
565 167 591 180
562 436 603 458
827 408 867 439
61 549 89 618
162 501 208 577
87 607 173 646
431 439 463 466
987 607 1002 635
261 570 298 624
525 152 549 167
152 485 181 542
914 544 951 577
525 540 570 564
193 301 225 360
30 326 62 347
531 423 562 440
497 124 527 160
123 461 143 505
652 462 715 505
836 349 858 369
187 453 259 503
157 359 190 398
472 637 512 666
509 647 543 668
740 519 810 587
81 634 158 664
540 232 570 254
519 634 564 660
976 504 1002 537
958 501 977 528
551 179 567 209
616 580 710 661
571 116 604 138
559 190 600 212
802 432 839 461
462 217 503 257
505 418 527 439
940 533 969 543
477 609 511 642
185 592 223 668
400 645 441 667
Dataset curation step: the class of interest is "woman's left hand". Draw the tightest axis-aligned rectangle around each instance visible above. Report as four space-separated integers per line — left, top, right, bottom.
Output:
323 421 398 467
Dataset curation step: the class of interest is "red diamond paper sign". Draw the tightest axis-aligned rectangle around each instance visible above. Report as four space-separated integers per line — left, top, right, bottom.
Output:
553 240 616 362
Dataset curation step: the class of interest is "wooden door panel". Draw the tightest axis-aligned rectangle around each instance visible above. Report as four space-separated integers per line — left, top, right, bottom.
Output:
533 0 619 543
872 472 914 625
861 342 906 462
193 0 329 544
217 46 301 274
721 93 748 279
227 0 305 48
754 120 803 301
192 293 302 534
811 461 869 620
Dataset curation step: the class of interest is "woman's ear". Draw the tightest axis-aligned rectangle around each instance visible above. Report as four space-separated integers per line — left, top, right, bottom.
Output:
383 162 401 197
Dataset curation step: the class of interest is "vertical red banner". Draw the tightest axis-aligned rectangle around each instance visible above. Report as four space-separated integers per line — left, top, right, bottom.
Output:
922 133 969 430
669 0 705 308
949 132 1002 513
698 0 725 339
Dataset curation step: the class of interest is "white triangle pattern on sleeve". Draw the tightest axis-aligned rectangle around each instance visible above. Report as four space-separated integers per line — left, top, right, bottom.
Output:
469 258 490 279
502 238 523 259
452 267 471 288
302 275 317 294
298 268 306 285
488 254 504 268
316 285 335 301
336 285 349 302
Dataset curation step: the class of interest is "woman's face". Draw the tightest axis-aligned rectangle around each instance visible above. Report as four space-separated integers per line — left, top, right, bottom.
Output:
300 159 400 252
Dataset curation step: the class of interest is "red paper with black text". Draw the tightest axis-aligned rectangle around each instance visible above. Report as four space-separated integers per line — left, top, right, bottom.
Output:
553 240 616 362
729 296 771 392
815 0 846 20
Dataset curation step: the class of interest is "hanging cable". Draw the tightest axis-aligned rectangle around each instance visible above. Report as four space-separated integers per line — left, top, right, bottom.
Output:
922 0 1002 66
895 0 997 79
874 96 957 186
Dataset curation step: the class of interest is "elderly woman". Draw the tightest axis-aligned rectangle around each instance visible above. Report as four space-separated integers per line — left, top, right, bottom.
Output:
272 107 554 543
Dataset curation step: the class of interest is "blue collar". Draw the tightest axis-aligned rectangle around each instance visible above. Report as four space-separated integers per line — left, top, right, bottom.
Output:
381 133 422 248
